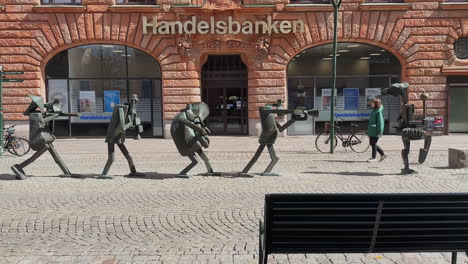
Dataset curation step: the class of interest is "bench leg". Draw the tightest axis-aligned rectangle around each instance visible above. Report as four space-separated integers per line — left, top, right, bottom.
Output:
259 220 267 264
452 252 457 264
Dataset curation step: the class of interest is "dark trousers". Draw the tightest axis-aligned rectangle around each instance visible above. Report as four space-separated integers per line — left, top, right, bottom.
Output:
370 136 384 158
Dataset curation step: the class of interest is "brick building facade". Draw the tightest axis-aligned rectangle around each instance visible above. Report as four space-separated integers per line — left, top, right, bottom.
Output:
0 0 467 137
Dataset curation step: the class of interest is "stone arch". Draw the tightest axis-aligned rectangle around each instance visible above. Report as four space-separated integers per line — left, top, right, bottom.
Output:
26 12 199 121
285 39 407 82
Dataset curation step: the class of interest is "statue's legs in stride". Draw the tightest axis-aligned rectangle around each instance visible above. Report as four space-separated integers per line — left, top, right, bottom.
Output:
401 137 414 174
101 143 144 178
11 144 73 180
178 149 214 178
241 144 279 177
418 135 432 164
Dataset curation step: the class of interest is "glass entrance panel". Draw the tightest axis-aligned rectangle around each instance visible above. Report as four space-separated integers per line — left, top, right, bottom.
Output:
201 55 248 135
449 87 468 132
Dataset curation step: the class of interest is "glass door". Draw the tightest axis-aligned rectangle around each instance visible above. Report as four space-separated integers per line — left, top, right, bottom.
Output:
201 55 248 135
449 87 468 132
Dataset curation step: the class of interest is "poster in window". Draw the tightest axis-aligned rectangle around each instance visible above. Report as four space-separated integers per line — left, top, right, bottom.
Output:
434 116 445 132
365 88 381 108
47 80 68 112
344 88 359 110
79 91 96 113
322 89 332 110
104 91 120 112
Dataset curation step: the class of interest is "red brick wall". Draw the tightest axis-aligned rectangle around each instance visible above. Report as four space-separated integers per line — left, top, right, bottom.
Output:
0 0 467 122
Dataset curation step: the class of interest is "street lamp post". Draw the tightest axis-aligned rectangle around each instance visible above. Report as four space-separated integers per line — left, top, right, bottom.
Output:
329 0 342 154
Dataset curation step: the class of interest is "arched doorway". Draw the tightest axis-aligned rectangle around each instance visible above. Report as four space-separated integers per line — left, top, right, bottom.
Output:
287 42 402 135
201 55 248 135
45 44 163 137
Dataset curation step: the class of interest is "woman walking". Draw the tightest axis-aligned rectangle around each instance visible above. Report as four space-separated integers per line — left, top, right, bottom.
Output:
367 98 387 162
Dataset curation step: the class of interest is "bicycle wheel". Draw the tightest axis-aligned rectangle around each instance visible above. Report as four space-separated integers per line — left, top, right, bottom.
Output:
349 131 370 153
315 133 338 153
7 137 30 157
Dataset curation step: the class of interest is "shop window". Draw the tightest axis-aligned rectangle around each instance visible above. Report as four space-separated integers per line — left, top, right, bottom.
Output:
454 38 468 60
116 0 156 4
41 0 81 4
287 42 402 135
45 44 163 137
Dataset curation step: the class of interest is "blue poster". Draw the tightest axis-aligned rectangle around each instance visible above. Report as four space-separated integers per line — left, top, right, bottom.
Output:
104 91 120 112
344 88 359 110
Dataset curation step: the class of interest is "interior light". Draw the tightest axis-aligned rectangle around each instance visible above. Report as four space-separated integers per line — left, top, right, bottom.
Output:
329 54 340 57
112 50 124 53
338 50 350 53
360 57 370 60
380 49 386 52
369 53 381 56
347 44 360 48
296 55 301 58
102 45 114 48
322 58 332 60
301 51 306 54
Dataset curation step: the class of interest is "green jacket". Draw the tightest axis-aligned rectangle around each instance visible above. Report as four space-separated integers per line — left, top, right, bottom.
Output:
368 105 384 137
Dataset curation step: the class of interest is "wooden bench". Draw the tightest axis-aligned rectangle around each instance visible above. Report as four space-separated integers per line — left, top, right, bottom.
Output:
259 193 468 264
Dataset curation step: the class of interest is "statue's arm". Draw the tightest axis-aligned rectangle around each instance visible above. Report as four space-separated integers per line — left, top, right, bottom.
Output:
42 113 60 123
119 107 133 131
276 119 296 132
180 117 207 135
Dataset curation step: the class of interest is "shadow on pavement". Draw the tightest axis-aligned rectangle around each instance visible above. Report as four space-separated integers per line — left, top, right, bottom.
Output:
0 174 17 180
311 159 369 163
303 171 402 176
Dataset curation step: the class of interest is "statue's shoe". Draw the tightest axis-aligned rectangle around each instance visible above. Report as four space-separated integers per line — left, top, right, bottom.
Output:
97 175 113 179
128 172 145 178
197 172 222 176
401 168 417 175
258 172 280 176
11 165 27 180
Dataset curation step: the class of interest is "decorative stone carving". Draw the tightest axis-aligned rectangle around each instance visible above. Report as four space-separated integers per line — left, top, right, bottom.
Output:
201 40 222 49
255 36 270 60
205 0 241 9
178 35 192 58
226 40 248 49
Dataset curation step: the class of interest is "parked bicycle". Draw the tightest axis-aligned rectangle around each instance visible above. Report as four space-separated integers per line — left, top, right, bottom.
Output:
3 125 30 157
315 120 370 153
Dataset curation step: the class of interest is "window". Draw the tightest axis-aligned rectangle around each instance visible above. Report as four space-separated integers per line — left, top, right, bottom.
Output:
41 0 81 4
455 38 468 60
46 44 163 137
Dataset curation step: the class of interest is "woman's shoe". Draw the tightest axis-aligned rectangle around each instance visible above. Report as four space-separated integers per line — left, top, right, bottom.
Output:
367 158 378 163
379 155 388 162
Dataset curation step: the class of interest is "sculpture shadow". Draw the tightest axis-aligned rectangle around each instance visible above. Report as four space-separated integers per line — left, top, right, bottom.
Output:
140 172 254 180
303 171 401 177
311 159 370 164
0 174 17 180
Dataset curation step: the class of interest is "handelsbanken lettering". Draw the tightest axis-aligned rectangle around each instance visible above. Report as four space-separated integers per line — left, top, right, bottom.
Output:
142 16 304 35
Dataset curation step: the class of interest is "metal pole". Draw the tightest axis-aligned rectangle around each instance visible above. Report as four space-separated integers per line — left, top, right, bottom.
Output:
0 65 3 157
329 0 341 154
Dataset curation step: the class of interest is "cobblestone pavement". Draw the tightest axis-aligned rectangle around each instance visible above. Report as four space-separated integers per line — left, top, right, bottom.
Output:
1 135 468 264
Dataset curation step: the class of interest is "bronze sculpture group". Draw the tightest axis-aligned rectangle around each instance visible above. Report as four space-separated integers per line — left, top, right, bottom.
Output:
11 81 432 180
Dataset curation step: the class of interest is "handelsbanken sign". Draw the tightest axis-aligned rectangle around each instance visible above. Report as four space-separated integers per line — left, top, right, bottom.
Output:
142 16 305 35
